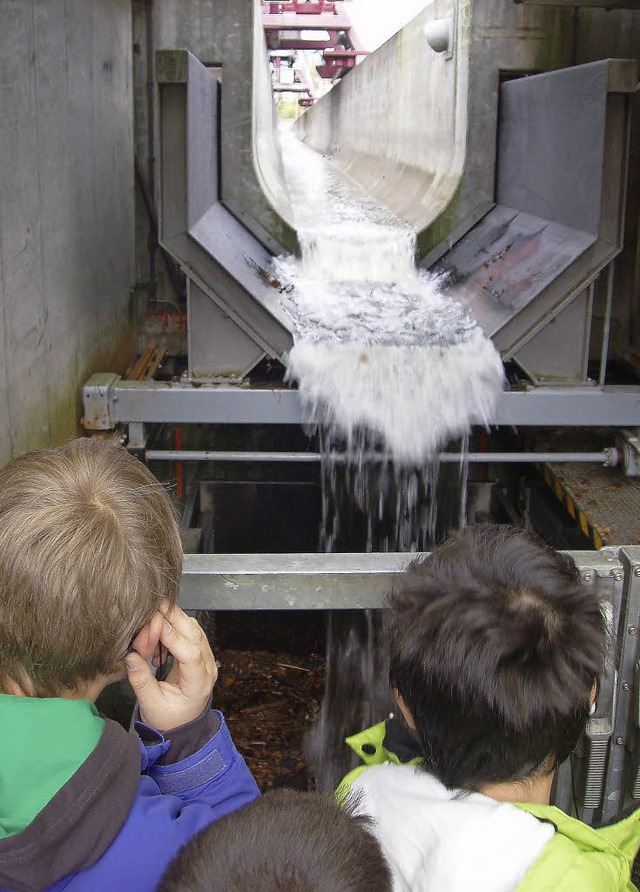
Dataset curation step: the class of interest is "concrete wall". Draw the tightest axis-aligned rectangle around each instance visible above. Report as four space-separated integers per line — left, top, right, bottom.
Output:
299 0 471 230
0 0 136 467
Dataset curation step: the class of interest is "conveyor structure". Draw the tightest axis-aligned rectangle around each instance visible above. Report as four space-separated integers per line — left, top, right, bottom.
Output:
84 0 639 428
79 0 640 828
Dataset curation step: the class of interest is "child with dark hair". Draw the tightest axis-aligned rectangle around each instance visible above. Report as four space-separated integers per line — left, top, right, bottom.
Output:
158 787 393 892
339 524 640 891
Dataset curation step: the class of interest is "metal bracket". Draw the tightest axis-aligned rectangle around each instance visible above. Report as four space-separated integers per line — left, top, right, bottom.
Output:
616 429 640 476
82 373 119 430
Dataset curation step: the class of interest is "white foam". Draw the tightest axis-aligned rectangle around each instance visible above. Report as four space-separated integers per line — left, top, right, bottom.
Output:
276 127 505 464
288 332 504 464
299 224 417 283
276 255 477 348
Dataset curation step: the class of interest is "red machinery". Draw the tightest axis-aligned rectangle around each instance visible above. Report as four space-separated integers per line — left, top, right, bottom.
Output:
262 1 367 105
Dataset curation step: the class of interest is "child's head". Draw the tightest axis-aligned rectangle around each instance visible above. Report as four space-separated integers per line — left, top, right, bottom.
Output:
389 523 606 791
158 788 393 892
0 438 182 697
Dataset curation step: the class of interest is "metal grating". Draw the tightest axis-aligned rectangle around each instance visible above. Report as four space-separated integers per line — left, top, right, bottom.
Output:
528 429 640 548
579 734 611 809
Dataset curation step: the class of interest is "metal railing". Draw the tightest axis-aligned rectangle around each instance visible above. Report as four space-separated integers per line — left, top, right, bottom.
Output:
179 546 640 827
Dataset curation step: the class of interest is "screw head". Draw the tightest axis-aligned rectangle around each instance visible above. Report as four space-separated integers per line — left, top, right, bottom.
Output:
615 573 623 582
635 567 640 577
623 682 631 692
616 736 625 746
629 626 638 635
582 573 593 582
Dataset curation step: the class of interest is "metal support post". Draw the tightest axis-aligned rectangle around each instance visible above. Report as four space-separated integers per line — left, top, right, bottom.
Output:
599 262 616 387
128 422 147 449
608 547 640 821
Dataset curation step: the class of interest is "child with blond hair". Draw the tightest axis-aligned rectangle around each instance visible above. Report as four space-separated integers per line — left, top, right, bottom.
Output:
0 438 258 892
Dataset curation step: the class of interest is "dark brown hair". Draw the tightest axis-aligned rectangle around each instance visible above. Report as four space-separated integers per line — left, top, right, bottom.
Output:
159 788 392 892
389 523 606 790
0 438 182 696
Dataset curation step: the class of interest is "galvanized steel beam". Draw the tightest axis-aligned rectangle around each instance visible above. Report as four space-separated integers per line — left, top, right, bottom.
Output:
83 374 640 429
179 548 624 611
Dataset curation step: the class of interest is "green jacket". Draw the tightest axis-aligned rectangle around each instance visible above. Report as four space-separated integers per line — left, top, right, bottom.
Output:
338 721 640 892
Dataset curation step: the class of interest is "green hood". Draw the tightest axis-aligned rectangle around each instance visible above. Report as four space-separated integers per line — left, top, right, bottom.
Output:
338 720 640 892
0 694 104 838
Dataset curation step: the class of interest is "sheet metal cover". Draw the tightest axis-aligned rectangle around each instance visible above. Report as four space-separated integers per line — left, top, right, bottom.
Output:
434 62 611 340
434 205 595 338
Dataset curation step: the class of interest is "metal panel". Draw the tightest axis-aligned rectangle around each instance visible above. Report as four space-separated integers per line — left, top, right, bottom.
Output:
187 281 266 381
435 206 596 340
497 62 610 235
435 60 635 372
513 288 592 385
156 50 294 378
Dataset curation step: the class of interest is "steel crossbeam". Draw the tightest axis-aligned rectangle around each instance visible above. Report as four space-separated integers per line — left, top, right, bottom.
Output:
82 375 640 430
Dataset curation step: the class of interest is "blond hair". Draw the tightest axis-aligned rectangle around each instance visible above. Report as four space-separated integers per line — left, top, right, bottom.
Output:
0 438 182 696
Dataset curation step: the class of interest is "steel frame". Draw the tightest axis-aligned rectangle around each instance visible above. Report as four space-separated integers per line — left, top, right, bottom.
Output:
82 374 640 430
179 548 622 610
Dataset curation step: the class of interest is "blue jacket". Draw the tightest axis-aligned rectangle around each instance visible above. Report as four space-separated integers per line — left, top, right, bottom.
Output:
0 705 259 892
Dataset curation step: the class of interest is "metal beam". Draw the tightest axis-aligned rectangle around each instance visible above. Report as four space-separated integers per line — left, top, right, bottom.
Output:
182 552 413 610
262 13 351 28
83 375 640 429
180 549 624 611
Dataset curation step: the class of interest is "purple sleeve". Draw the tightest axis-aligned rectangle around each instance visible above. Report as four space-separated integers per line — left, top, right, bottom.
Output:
135 709 259 808
61 712 260 891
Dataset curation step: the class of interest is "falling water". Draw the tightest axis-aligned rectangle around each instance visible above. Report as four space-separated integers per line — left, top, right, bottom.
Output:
276 129 504 466
275 128 502 789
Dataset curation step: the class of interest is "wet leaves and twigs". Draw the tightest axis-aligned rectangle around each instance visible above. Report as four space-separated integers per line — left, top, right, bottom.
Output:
212 643 324 791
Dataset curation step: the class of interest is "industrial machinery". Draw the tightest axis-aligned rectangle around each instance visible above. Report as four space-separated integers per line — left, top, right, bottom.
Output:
84 2 640 424
81 0 640 826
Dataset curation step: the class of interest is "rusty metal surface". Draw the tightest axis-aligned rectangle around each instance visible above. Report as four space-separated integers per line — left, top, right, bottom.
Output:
81 373 120 431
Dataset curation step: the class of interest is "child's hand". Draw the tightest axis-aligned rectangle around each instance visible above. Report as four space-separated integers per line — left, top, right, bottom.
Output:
124 603 218 732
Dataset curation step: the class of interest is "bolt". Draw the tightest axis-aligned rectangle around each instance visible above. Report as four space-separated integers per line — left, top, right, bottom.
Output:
623 682 631 692
629 626 637 635
615 573 623 582
635 567 640 577
616 736 625 746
